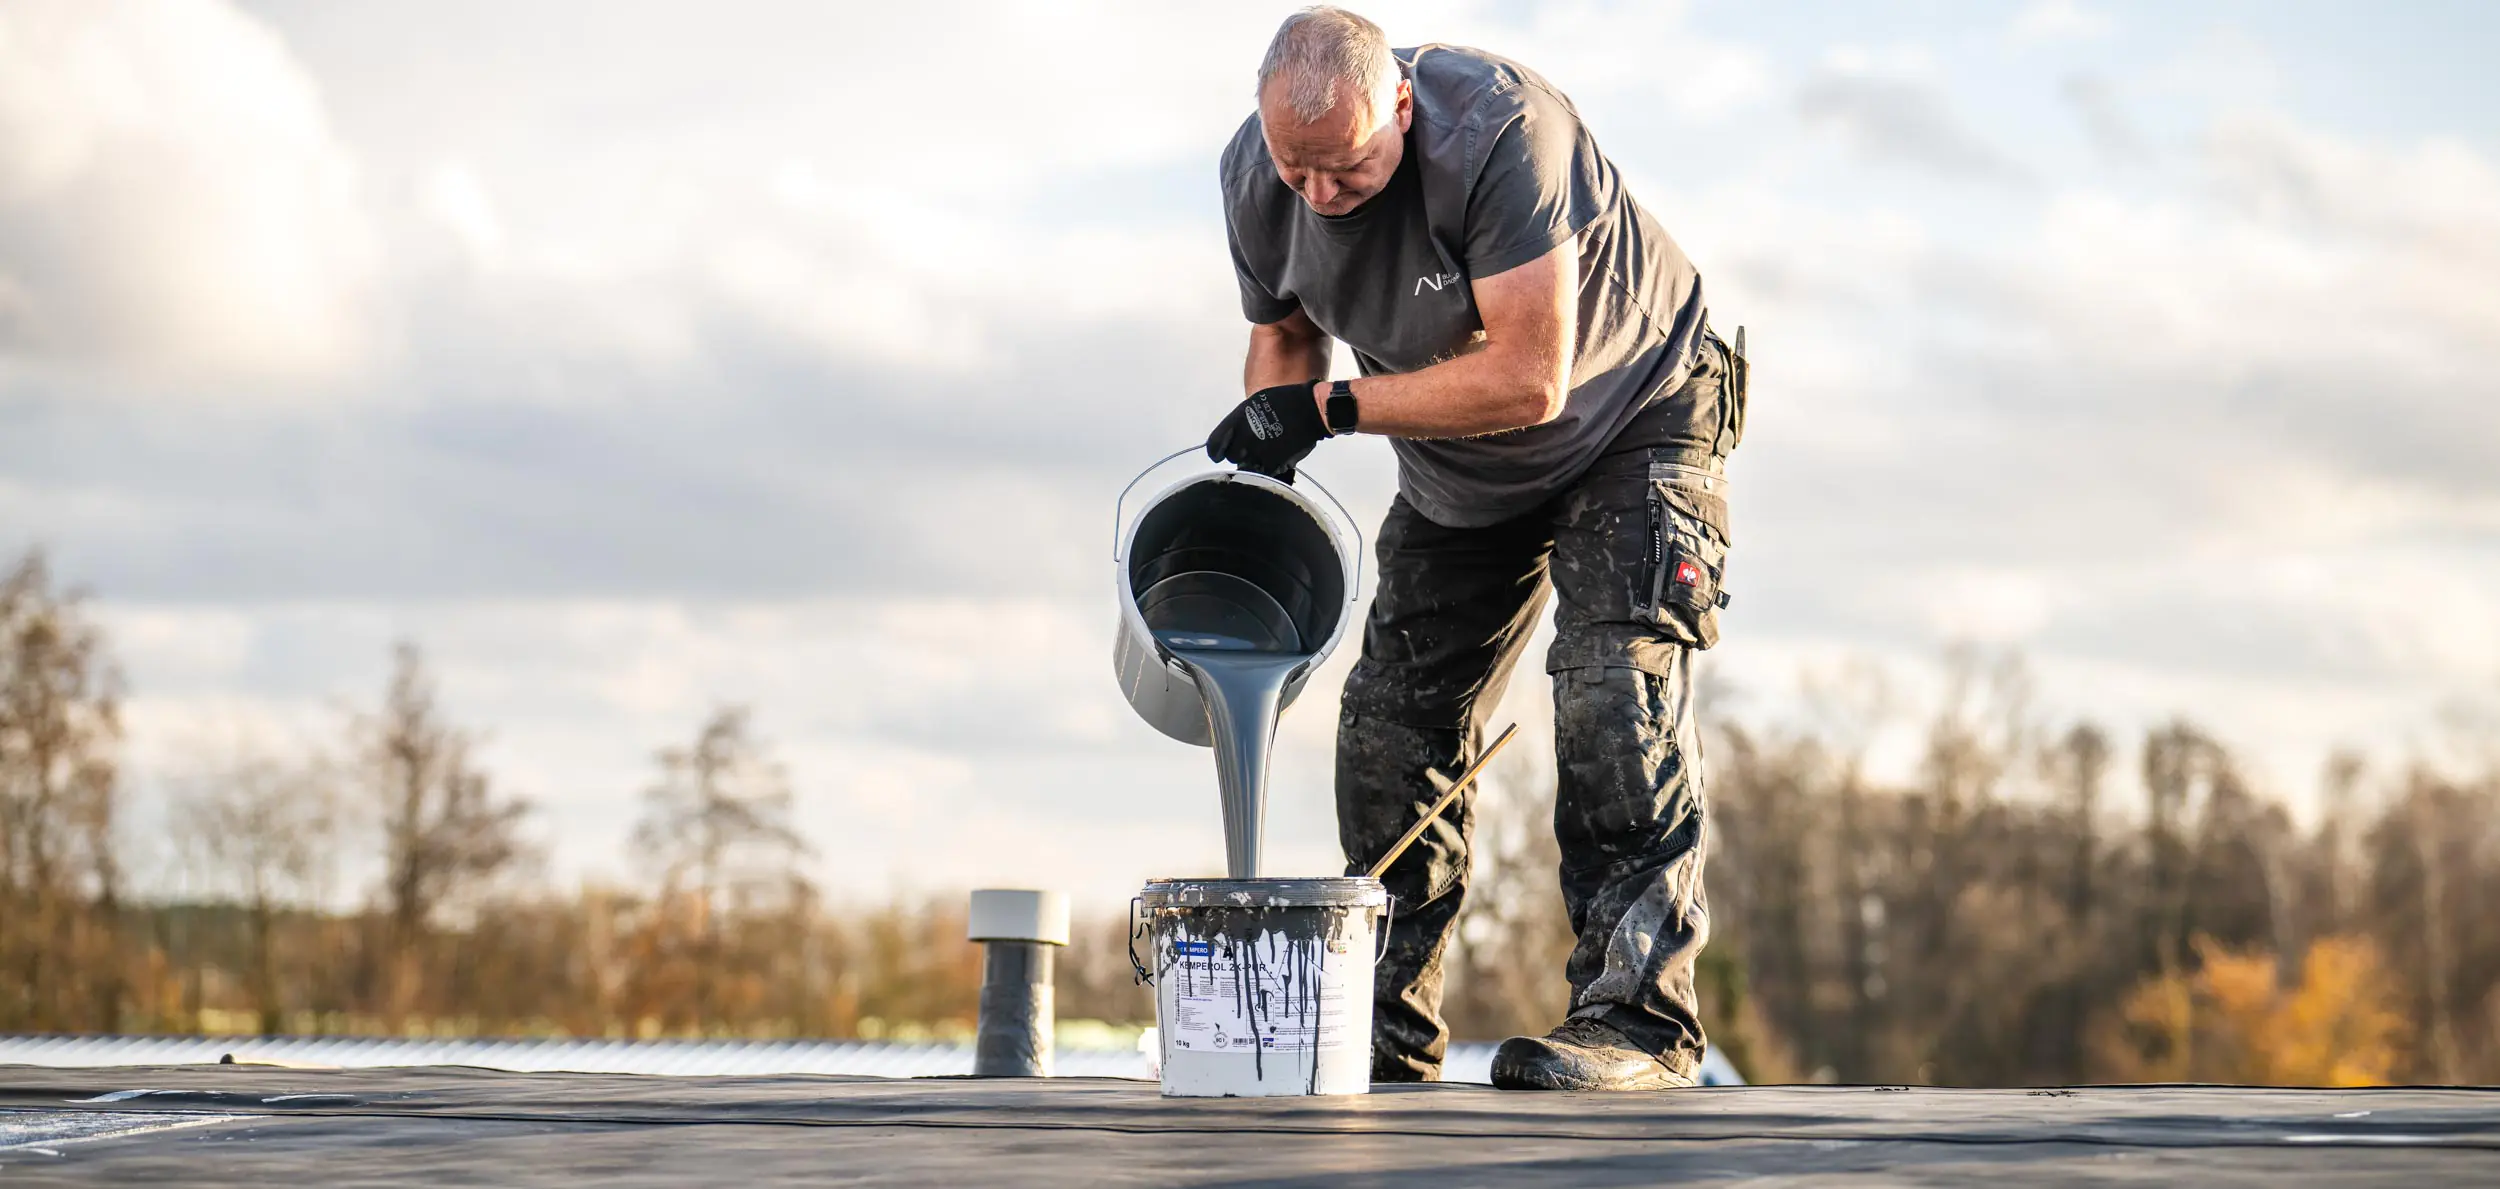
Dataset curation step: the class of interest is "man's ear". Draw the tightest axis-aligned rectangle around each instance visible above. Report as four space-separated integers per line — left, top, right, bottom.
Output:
1394 78 1414 132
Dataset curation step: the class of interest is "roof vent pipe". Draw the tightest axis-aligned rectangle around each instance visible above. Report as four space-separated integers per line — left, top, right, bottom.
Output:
968 889 1070 1077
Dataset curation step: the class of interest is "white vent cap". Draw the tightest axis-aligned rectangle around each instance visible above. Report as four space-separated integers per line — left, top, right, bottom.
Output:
967 888 1069 945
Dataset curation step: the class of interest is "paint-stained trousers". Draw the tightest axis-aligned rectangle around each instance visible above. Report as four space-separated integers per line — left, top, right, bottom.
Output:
1338 336 1738 1082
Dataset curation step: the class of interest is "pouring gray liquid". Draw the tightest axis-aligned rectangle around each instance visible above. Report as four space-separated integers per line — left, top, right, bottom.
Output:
1138 570 1312 878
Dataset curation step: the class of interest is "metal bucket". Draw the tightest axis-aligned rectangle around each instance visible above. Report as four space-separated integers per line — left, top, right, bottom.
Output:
1111 456 1360 747
1132 876 1389 1097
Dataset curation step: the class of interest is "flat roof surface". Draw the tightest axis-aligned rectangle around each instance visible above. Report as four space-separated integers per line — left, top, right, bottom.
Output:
2 1064 2494 1185
0 1033 1741 1086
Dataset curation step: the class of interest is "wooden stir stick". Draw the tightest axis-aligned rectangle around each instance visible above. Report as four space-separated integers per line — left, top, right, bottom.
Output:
1364 722 1522 880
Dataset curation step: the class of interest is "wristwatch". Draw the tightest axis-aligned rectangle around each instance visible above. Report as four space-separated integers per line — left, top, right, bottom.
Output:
1325 379 1359 436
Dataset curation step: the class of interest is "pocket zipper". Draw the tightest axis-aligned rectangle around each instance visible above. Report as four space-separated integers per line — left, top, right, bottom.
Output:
1645 488 1668 613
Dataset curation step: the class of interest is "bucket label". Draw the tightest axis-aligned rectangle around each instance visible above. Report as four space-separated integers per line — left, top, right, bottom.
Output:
1160 927 1353 1054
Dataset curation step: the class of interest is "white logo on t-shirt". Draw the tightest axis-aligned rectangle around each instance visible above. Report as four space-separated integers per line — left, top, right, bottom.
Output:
1412 272 1463 296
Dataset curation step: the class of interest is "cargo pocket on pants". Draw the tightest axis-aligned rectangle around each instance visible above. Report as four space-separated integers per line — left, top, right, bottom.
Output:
1640 461 1731 650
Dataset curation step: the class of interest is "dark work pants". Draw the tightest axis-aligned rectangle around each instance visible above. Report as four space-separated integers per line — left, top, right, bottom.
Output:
1338 339 1735 1082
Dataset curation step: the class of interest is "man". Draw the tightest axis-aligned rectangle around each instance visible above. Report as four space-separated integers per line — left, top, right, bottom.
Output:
1205 8 1745 1091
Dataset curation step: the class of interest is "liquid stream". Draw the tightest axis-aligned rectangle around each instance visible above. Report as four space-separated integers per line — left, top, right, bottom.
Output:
1165 642 1304 879
1141 570 1312 879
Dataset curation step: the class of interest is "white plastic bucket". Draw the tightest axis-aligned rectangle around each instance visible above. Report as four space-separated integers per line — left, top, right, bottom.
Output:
1133 877 1389 1097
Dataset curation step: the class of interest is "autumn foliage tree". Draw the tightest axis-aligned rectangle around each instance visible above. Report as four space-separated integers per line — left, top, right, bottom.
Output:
0 551 125 1031
2094 935 2409 1085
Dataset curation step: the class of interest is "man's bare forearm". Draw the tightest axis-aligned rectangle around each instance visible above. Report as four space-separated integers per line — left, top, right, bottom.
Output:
1243 337 1564 440
1348 243 1574 438
1245 312 1333 393
1239 324 1565 439
1328 344 1565 438
1232 243 1575 440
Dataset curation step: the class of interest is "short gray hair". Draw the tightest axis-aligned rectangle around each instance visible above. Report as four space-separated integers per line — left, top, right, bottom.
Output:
1257 7 1397 124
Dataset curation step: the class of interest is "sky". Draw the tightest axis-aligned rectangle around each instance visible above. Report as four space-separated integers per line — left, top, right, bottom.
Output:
3 0 2496 907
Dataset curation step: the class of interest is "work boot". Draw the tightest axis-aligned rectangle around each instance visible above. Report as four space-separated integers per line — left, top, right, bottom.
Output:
1490 1012 1695 1091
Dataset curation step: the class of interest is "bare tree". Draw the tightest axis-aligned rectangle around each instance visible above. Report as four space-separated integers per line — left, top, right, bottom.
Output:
2141 721 2209 972
2313 749 2367 935
0 549 126 1030
177 741 339 1034
2045 722 2110 1079
2399 769 2460 1083
635 707 808 906
631 706 812 1030
360 642 529 1025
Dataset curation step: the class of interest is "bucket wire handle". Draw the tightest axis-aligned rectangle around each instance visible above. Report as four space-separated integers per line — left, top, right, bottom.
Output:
1295 468 1364 605
1112 446 1204 561
1371 895 1397 968
1126 895 1153 986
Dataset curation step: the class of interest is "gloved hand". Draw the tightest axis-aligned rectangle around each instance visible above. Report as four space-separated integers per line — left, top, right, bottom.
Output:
1206 382 1329 480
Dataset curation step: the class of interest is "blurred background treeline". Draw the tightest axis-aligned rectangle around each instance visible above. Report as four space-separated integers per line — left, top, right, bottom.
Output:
5 547 2494 1085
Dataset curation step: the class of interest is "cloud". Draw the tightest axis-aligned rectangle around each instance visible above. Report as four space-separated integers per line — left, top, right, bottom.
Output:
9 0 2499 900
1796 62 2033 183
2 309 1244 604
1693 99 2500 795
0 1 1281 605
2011 0 2112 45
419 163 506 271
1424 0 1774 120
2061 74 2149 164
2006 117 2500 498
0 0 376 389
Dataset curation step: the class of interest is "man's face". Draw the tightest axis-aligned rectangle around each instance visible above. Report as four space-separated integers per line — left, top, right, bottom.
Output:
1261 77 1413 217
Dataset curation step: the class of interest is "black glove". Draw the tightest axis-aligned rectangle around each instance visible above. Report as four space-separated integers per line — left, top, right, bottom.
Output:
1206 382 1329 480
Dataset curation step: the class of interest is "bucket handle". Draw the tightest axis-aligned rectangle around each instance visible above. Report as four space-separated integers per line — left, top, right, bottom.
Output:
1126 895 1153 986
1300 468 1363 604
1111 447 1365 602
1111 446 1204 561
1371 895 1397 968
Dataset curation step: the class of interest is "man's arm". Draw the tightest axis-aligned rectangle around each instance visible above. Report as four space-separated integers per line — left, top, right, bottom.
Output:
1303 239 1576 438
1245 306 1334 392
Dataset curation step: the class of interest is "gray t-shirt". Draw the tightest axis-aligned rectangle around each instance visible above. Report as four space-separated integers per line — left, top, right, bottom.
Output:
1222 44 1709 528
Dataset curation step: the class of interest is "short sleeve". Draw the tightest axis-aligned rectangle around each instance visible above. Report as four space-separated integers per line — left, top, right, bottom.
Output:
1228 210 1300 325
1463 84 1596 278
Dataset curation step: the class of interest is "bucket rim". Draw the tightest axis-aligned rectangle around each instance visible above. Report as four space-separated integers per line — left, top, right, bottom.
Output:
1113 469 1360 676
1140 876 1387 909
